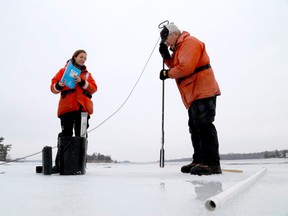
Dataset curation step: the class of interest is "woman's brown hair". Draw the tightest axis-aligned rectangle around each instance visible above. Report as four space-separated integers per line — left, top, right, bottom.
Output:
72 49 86 59
71 49 87 68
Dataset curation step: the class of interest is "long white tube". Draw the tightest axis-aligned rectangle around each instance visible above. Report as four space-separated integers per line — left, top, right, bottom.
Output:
205 167 267 211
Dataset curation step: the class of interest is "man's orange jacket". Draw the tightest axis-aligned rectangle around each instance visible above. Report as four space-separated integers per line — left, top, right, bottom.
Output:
165 31 221 109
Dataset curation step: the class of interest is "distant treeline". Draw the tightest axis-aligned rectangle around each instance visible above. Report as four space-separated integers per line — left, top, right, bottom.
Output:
166 149 288 162
87 153 115 163
220 149 288 160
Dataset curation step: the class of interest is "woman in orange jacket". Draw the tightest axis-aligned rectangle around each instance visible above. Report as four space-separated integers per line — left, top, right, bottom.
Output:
159 24 221 176
51 49 97 137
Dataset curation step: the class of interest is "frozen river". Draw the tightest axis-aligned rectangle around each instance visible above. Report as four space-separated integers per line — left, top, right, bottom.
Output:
0 158 287 216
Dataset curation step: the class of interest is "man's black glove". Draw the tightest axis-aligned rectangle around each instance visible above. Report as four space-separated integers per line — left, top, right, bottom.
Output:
159 43 171 60
159 69 170 80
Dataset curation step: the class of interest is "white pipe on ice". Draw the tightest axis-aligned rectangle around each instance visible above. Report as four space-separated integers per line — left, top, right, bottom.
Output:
205 167 267 211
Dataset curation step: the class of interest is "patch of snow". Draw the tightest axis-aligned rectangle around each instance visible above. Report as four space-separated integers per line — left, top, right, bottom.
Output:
0 159 287 216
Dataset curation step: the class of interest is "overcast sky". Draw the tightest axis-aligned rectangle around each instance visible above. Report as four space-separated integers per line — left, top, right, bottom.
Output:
1 0 288 162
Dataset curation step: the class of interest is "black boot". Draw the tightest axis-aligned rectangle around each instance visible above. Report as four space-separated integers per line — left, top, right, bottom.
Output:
52 133 62 174
52 166 59 174
181 162 198 173
190 164 222 176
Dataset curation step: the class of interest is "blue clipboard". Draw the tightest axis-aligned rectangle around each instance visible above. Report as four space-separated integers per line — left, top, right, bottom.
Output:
61 60 81 89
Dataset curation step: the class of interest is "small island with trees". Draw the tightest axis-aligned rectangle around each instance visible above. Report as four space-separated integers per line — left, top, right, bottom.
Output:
86 152 115 163
0 137 11 162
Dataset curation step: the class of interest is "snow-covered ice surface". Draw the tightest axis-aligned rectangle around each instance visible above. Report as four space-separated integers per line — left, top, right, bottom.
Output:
0 158 287 216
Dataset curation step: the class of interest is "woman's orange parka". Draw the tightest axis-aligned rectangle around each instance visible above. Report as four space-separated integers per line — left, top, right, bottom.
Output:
165 31 220 109
50 63 97 117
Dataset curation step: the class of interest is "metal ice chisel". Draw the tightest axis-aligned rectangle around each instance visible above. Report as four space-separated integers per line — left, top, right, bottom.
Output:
80 112 88 137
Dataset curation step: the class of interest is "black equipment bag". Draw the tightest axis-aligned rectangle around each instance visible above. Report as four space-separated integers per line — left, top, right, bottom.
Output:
59 136 87 175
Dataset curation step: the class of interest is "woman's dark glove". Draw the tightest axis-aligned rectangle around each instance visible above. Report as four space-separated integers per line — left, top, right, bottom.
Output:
77 78 86 87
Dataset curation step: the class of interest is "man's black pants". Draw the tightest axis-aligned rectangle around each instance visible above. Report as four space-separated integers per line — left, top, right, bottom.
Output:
188 96 220 166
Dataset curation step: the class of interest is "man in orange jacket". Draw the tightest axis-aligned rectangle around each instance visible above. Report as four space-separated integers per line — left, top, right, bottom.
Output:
159 23 222 175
